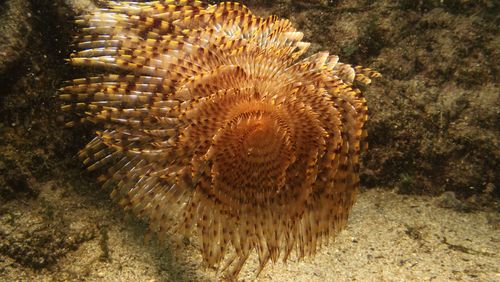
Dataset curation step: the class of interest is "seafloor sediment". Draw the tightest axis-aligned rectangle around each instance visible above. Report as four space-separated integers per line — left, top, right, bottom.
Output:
0 185 498 281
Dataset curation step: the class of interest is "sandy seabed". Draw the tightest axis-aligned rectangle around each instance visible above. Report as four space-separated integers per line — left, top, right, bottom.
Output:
1 181 498 282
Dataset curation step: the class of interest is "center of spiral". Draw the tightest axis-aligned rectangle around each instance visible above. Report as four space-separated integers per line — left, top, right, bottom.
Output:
243 121 274 154
208 109 295 206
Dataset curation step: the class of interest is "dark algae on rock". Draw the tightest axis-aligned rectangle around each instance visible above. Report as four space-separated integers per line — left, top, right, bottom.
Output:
361 1 499 198
0 0 498 281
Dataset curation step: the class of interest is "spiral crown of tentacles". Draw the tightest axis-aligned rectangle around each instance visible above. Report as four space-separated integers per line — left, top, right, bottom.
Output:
60 0 380 278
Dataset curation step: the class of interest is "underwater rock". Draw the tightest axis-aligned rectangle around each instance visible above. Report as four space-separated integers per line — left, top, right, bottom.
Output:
434 191 467 211
63 0 98 15
0 226 94 269
0 0 95 202
60 0 379 278
362 5 498 197
0 148 38 201
0 181 96 270
0 0 32 75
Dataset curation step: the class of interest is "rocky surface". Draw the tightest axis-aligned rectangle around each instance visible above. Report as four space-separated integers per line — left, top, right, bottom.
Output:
0 0 32 74
0 0 498 280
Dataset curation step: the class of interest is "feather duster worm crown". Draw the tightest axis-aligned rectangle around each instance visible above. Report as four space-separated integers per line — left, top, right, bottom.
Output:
60 0 380 278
